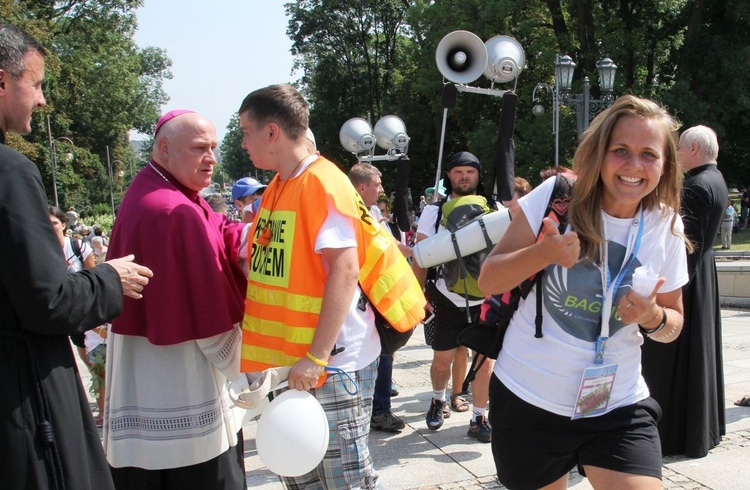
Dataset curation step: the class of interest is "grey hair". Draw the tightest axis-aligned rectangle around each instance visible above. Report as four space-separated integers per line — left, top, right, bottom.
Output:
681 125 719 161
0 22 47 79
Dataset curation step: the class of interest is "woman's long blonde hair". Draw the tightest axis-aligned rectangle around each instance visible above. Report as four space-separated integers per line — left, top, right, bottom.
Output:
569 95 688 263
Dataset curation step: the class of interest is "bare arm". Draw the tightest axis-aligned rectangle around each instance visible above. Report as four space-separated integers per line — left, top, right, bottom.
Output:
83 248 96 270
410 232 429 288
288 246 360 391
478 210 580 296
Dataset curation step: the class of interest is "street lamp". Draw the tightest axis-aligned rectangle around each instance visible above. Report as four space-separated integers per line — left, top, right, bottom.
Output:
106 147 116 220
532 82 561 167
556 54 618 137
532 54 618 165
45 115 76 208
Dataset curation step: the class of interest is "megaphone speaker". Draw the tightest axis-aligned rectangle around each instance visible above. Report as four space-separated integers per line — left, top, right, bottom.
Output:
484 35 526 84
436 30 488 85
339 117 375 153
373 115 409 151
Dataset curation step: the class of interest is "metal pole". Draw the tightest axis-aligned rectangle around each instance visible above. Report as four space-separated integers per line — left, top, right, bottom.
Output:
46 115 59 208
434 107 450 191
106 145 115 219
553 79 560 167
581 77 591 137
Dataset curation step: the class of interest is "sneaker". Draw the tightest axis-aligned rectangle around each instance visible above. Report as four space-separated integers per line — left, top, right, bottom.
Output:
467 415 491 443
390 382 399 397
426 398 445 430
371 412 405 432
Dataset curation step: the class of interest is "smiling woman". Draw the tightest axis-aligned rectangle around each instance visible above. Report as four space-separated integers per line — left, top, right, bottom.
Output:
599 117 666 218
478 95 691 490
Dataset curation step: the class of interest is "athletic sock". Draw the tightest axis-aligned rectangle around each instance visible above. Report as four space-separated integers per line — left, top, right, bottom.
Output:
433 388 447 402
472 406 486 420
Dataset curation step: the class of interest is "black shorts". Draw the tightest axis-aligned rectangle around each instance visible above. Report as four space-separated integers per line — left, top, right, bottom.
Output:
489 375 663 490
425 281 480 351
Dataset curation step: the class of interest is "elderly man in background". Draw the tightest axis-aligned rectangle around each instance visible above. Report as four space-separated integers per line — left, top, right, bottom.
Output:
0 22 152 490
641 124 728 458
104 110 248 489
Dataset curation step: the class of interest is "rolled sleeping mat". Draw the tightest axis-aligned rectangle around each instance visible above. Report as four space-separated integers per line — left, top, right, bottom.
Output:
412 208 512 269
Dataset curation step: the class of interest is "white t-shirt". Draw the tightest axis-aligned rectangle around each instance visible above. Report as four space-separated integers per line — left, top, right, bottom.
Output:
63 237 93 272
494 176 689 417
416 199 497 307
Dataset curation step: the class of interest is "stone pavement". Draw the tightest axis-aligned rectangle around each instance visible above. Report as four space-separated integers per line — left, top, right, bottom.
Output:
241 308 750 490
78 308 749 489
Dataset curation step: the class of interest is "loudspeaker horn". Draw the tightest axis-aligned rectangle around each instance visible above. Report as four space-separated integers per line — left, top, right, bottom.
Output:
373 115 409 150
483 35 525 83
339 117 376 153
436 30 488 85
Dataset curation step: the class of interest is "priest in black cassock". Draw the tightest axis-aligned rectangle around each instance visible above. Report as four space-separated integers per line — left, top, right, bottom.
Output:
641 124 728 458
0 22 152 489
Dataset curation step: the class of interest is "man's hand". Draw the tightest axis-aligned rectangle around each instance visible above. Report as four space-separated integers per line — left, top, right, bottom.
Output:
288 356 326 391
104 254 154 299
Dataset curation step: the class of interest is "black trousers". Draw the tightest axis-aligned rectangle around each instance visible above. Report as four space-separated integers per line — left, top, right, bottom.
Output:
110 431 246 490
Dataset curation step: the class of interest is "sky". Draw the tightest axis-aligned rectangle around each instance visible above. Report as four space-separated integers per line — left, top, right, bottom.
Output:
132 1 296 142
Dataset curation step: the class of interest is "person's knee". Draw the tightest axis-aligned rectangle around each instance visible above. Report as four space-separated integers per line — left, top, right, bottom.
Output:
474 357 493 380
432 350 455 371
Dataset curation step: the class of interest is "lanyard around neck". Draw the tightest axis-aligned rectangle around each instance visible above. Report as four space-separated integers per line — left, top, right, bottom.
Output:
595 207 644 363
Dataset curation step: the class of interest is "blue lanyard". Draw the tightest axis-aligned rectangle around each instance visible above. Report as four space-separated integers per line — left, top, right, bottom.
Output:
595 208 645 364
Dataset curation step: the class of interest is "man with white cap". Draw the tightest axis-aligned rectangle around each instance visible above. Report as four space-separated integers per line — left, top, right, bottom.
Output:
232 176 266 223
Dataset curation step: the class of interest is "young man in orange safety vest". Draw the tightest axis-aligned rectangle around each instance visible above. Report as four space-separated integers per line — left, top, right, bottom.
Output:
237 84 424 489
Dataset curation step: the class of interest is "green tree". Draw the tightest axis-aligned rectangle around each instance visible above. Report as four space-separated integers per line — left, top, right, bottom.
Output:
661 0 750 185
220 113 257 181
1 0 172 211
286 0 410 173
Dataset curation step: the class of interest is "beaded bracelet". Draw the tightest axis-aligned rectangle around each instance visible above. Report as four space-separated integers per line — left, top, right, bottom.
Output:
639 307 667 337
306 351 328 367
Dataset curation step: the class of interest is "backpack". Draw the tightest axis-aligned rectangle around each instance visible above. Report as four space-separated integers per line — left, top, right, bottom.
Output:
457 173 575 392
434 195 497 312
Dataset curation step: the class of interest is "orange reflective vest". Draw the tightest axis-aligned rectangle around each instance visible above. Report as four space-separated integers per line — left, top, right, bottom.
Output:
241 157 425 372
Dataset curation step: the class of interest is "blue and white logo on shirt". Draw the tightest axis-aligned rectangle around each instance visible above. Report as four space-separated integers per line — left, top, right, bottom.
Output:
543 241 642 341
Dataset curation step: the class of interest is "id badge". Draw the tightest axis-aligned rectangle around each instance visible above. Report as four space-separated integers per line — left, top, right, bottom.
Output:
572 364 618 420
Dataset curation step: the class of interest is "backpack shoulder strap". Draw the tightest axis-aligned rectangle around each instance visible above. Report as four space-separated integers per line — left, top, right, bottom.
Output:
69 236 83 263
433 199 446 234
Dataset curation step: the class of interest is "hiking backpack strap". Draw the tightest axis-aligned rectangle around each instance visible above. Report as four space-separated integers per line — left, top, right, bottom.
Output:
69 237 83 264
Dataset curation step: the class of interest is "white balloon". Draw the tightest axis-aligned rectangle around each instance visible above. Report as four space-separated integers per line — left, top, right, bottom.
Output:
255 389 330 477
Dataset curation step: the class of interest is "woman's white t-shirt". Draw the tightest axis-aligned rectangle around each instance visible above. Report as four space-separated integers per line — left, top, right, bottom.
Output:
63 237 93 273
494 176 689 417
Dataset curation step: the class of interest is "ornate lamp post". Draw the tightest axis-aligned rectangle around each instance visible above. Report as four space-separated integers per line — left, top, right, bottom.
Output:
45 115 76 208
106 147 116 219
533 54 618 165
557 55 618 137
